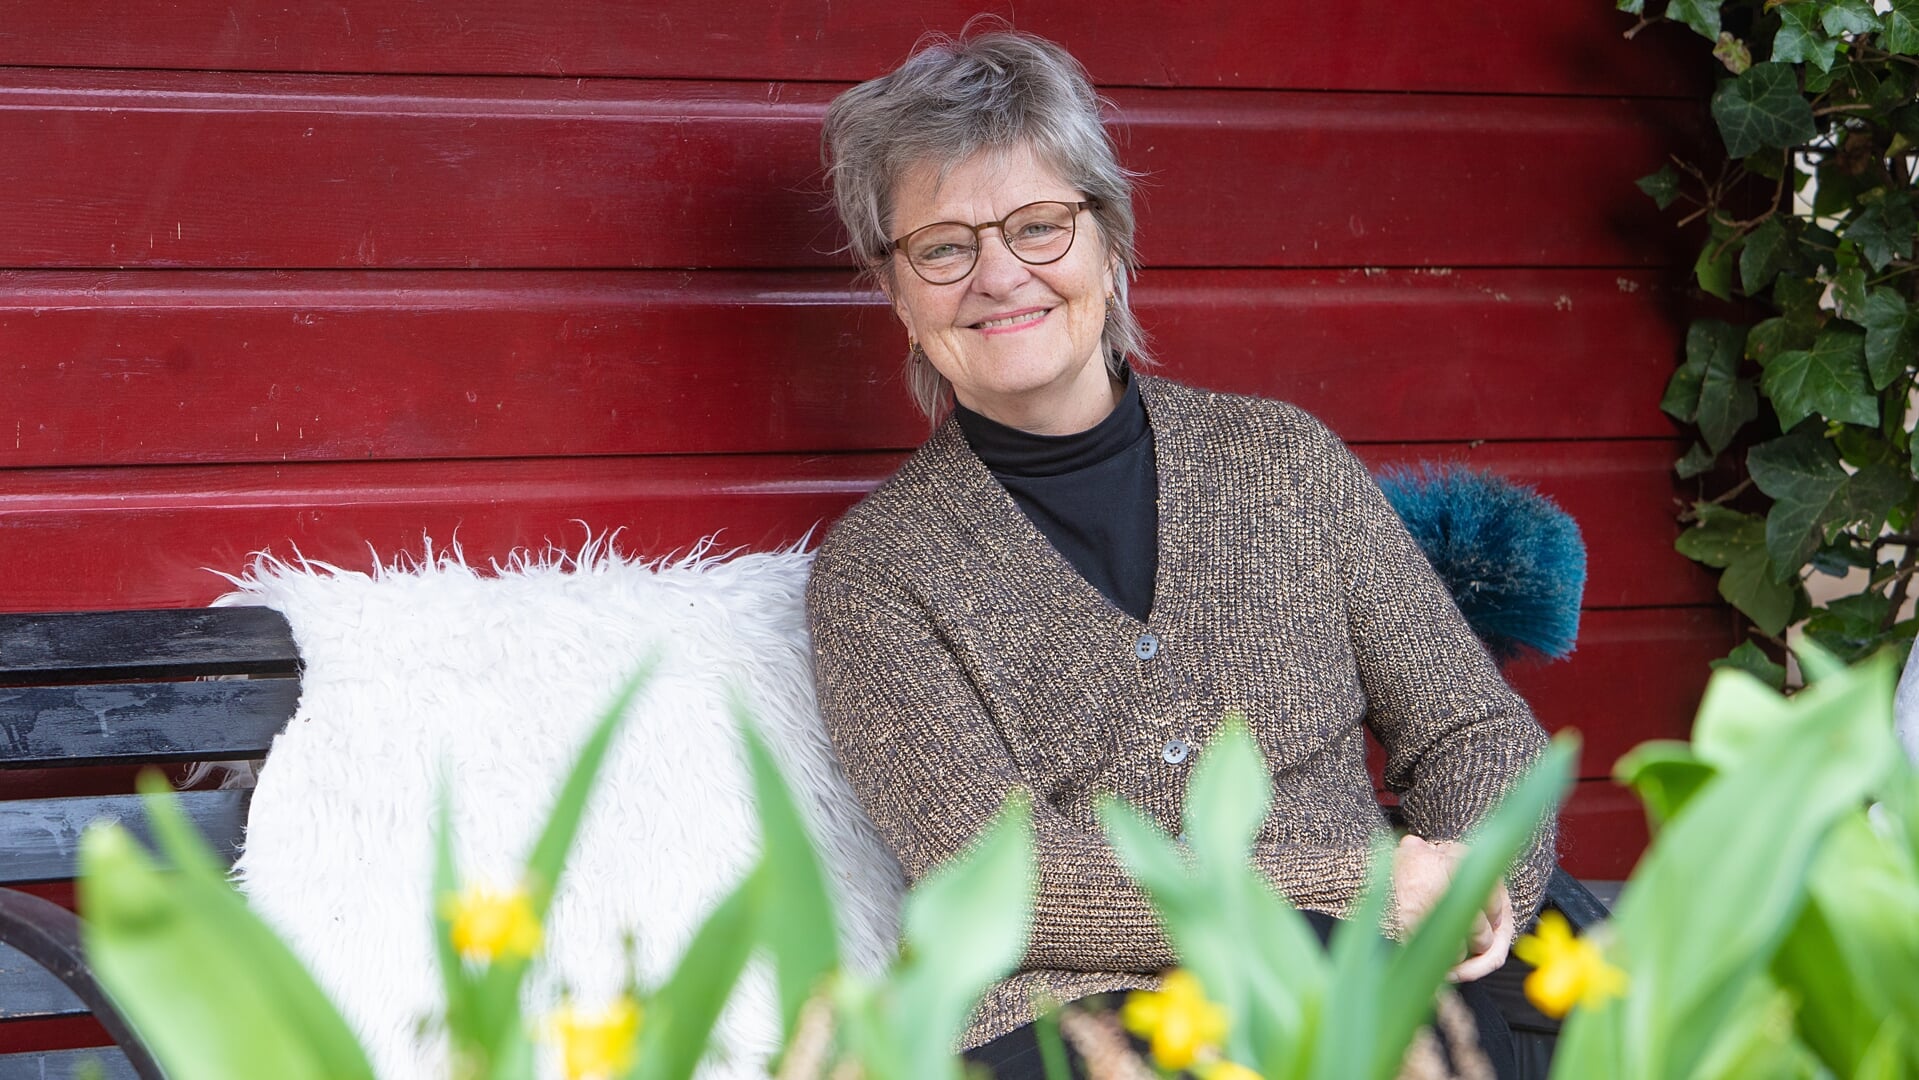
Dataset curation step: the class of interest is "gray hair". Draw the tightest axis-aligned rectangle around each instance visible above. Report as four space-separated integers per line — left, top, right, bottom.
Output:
821 24 1152 421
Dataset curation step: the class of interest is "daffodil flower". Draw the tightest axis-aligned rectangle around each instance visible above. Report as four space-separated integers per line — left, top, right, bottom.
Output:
546 996 643 1080
1512 910 1627 1018
441 882 542 963
1120 968 1231 1071
1200 1061 1266 1080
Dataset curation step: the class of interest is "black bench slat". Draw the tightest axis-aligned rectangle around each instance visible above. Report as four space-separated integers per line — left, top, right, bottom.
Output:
0 790 250 886
0 1048 140 1080
0 609 297 684
0 941 85 1020
0 679 295 768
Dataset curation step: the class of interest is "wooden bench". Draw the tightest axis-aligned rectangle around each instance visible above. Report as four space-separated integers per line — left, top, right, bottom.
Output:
0 606 1609 1080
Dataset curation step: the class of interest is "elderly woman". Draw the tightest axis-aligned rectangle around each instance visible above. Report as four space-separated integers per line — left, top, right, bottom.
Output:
807 27 1551 1080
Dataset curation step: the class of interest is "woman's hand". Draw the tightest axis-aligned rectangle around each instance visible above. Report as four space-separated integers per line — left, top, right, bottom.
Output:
1390 835 1514 982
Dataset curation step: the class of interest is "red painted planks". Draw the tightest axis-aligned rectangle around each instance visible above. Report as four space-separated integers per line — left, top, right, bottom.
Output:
0 71 1705 270
0 441 1707 613
0 2 1709 97
0 268 1688 468
1559 779 1652 880
1505 607 1733 779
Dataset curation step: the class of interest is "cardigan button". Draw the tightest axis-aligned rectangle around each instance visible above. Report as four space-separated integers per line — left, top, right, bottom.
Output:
1161 737 1191 765
1134 632 1161 660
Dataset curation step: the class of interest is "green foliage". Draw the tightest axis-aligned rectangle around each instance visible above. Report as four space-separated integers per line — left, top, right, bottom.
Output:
1099 717 1575 1080
77 775 379 1080
1635 0 1919 680
1556 644 1915 1078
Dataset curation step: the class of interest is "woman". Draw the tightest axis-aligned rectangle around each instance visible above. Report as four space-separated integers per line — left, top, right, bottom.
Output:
807 26 1551 1079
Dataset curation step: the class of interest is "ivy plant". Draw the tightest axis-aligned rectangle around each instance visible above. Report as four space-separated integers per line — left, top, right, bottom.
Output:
1624 0 1919 685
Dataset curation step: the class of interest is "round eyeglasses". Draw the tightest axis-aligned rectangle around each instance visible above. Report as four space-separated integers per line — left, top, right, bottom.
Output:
890 199 1097 285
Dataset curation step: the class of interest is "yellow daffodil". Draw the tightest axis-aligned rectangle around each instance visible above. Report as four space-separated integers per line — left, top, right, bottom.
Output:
1120 968 1231 1071
1512 910 1627 1018
546 996 643 1080
441 882 542 963
1201 1061 1266 1080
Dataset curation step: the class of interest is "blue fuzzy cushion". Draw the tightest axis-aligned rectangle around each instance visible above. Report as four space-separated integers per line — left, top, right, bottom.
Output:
1375 465 1587 662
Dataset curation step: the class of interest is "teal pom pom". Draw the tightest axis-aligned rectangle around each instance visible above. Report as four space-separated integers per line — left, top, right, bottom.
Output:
1375 465 1587 662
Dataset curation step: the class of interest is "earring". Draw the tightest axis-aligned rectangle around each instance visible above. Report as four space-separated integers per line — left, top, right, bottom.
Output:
1104 292 1116 322
908 339 926 364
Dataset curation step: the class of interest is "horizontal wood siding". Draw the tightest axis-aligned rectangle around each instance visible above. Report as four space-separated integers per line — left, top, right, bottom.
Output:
2 12 1715 1053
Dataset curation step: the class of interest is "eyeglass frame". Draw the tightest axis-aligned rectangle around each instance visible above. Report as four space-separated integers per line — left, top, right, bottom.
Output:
888 199 1100 285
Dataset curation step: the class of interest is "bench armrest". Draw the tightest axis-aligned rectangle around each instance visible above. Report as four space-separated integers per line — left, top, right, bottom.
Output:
0 887 165 1080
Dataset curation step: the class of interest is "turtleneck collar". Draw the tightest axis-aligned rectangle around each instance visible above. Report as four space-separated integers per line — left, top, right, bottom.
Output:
953 367 1147 479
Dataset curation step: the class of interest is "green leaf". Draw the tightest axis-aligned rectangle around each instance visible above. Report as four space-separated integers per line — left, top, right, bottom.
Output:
1886 0 1919 53
891 796 1036 1080
1637 164 1683 210
1614 739 1717 830
1589 651 1902 1079
1822 0 1882 34
1774 7 1841 71
739 706 839 1044
1762 326 1878 430
1675 505 1801 638
1713 63 1819 158
1677 442 1718 478
1365 738 1577 1080
1861 288 1917 389
1662 359 1706 423
1618 0 1644 13
1690 319 1759 453
1843 194 1918 272
1804 591 1897 663
631 877 759 1080
1748 315 1818 367
1833 266 1871 320
1739 217 1795 294
1715 31 1756 74
1695 232 1737 301
1712 640 1789 690
79 789 378 1080
1841 462 1915 537
1749 428 1852 575
1671 0 1725 40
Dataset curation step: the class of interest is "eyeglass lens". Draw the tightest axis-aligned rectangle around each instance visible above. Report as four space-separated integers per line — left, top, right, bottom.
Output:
903 201 1079 284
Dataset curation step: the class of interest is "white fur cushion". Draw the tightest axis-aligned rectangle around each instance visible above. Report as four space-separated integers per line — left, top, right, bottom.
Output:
217 539 905 1079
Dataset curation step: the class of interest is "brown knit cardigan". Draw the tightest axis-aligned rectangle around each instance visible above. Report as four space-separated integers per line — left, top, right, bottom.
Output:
806 375 1555 1049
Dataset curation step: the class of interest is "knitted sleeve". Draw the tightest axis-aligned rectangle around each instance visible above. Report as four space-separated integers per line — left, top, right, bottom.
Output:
1318 424 1558 925
806 562 1378 971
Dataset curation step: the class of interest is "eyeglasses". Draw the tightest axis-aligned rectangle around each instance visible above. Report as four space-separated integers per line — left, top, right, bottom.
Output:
890 199 1097 285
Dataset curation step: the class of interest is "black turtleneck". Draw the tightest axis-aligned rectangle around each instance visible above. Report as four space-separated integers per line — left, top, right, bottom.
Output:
954 371 1159 622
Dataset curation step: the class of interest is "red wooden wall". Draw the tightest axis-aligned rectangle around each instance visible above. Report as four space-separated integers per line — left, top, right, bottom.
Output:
1 5 1725 1047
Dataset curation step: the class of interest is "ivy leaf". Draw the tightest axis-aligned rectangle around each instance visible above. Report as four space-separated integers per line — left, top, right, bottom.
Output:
1662 358 1706 422
1695 233 1737 301
1810 540 1875 577
1671 0 1725 40
1748 429 1851 576
1677 442 1718 479
1618 0 1645 13
1710 641 1787 691
1820 0 1881 35
1637 164 1683 210
1738 217 1795 294
1774 6 1841 71
1748 316 1818 366
1688 319 1759 453
1842 193 1918 271
1831 265 1871 318
1715 32 1755 74
1840 461 1914 537
1713 63 1818 158
1676 505 1799 634
1886 0 1919 54
1861 287 1917 389
1762 326 1879 429
1803 591 1895 663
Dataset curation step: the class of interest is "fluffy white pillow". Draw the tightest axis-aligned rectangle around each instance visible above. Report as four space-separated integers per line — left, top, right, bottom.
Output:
219 539 905 1079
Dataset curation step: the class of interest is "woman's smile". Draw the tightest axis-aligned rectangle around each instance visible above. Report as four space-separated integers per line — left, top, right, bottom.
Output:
971 307 1053 333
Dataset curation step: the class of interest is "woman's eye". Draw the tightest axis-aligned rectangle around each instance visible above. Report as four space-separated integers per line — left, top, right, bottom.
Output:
1016 222 1062 239
919 242 970 261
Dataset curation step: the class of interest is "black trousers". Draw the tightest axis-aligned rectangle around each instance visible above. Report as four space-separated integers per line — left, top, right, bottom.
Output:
961 911 1520 1080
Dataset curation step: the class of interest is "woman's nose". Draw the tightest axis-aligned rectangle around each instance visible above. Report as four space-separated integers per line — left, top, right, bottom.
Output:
968 232 1031 294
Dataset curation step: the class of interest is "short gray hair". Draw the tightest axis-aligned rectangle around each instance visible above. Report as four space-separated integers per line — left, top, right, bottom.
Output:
821 24 1152 421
